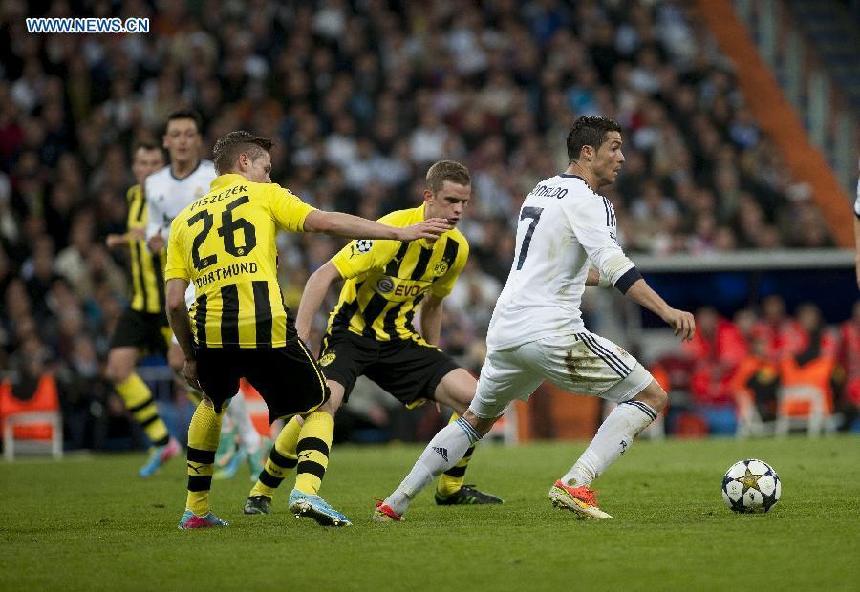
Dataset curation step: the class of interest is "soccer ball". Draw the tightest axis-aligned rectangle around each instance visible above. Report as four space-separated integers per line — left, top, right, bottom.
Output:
721 458 781 513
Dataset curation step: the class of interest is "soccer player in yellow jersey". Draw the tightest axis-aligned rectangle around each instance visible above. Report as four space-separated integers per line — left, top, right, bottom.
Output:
165 131 449 529
105 141 181 477
244 160 503 518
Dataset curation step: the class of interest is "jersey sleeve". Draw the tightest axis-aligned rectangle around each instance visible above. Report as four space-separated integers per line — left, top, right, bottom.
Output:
163 218 190 282
854 177 860 218
268 184 317 232
330 238 401 279
563 195 634 286
431 238 469 298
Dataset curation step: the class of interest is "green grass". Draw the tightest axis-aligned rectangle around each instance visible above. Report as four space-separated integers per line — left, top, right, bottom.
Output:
2 436 859 592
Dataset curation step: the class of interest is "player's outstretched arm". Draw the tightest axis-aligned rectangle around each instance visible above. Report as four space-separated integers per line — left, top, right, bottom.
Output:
295 262 342 343
624 279 696 341
303 210 450 242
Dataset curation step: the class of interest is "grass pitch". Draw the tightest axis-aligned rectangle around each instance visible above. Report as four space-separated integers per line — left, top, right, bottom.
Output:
2 436 859 592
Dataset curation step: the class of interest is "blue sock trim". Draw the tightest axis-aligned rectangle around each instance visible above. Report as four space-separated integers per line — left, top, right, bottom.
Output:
455 417 482 444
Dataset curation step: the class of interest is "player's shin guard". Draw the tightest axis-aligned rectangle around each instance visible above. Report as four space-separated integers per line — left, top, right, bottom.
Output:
293 412 333 496
248 416 301 498
185 400 224 516
385 417 482 516
562 399 658 487
436 413 476 497
117 373 169 447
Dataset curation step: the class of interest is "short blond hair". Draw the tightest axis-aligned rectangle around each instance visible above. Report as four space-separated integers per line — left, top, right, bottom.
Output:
425 160 470 193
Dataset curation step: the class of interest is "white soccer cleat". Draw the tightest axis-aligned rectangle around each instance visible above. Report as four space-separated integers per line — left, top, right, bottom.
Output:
549 480 613 519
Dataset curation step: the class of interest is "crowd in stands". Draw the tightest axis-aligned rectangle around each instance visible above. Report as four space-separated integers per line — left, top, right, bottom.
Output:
0 0 848 449
652 296 860 435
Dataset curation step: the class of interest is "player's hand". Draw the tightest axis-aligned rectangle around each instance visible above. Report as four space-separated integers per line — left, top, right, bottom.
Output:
182 359 202 391
105 234 123 248
662 307 696 341
396 218 452 242
147 232 165 253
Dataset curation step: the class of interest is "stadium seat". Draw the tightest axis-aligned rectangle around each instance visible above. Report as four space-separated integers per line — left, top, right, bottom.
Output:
0 375 63 460
774 385 835 437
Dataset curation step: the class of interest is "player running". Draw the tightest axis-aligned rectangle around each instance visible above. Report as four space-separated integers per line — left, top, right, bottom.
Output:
146 109 266 478
165 131 450 529
104 141 181 477
243 160 502 519
376 116 696 522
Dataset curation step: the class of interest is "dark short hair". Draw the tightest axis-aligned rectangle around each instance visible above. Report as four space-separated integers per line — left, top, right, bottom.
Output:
164 109 203 135
425 160 470 193
132 139 161 154
213 131 273 174
567 116 622 161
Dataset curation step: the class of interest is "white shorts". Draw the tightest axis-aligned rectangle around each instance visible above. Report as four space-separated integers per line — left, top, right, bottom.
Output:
470 331 654 419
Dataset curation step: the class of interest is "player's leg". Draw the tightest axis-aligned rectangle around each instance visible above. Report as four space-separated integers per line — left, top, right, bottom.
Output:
107 310 178 477
178 349 238 529
225 387 266 476
432 368 503 504
538 332 657 519
245 331 362 515
245 340 350 526
245 378 345 514
378 346 541 520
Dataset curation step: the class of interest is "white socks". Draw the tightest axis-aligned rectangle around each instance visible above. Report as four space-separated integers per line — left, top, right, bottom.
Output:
226 390 262 454
562 400 657 487
384 417 482 515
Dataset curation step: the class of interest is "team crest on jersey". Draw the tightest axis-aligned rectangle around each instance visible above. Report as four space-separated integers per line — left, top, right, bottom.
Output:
318 352 336 367
433 261 449 276
376 277 394 293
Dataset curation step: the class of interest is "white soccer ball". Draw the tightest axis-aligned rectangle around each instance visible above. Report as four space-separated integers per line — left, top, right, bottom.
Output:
721 458 781 513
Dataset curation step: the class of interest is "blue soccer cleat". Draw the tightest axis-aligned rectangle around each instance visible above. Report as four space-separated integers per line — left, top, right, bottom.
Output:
288 489 352 527
178 509 229 529
138 437 180 478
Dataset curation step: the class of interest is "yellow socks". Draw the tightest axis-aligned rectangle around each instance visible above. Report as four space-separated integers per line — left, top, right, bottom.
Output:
116 373 169 447
293 411 334 496
248 416 301 499
185 400 224 516
437 413 476 497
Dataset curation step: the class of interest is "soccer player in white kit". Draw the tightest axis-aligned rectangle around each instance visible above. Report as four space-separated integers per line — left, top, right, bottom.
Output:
376 116 696 521
145 110 266 477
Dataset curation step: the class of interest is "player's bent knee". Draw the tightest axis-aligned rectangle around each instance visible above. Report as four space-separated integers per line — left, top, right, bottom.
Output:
105 348 136 383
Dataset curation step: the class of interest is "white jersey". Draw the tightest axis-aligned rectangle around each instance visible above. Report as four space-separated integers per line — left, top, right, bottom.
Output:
486 174 635 350
854 171 860 218
144 160 217 240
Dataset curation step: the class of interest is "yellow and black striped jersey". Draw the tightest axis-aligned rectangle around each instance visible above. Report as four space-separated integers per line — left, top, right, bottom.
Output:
164 174 316 349
328 203 469 342
126 184 164 314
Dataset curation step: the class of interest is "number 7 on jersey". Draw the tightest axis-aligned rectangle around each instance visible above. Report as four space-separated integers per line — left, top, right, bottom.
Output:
515 206 544 270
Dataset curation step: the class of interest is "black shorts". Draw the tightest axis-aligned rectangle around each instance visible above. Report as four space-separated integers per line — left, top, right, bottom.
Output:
195 338 329 421
318 330 460 406
109 308 170 353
